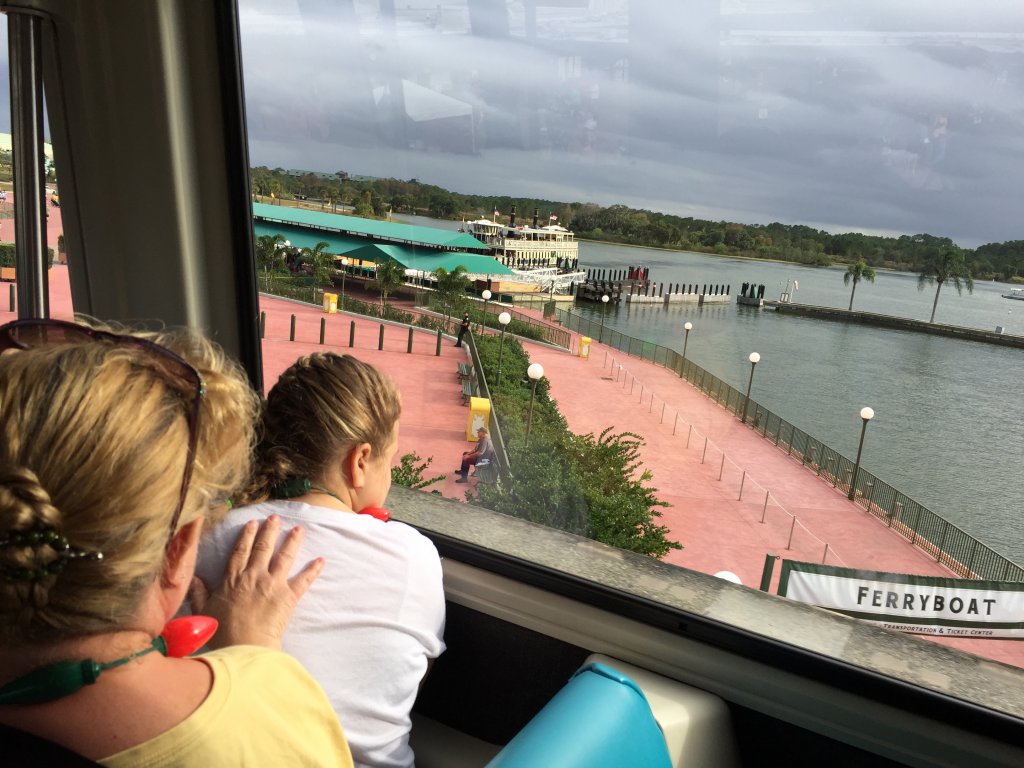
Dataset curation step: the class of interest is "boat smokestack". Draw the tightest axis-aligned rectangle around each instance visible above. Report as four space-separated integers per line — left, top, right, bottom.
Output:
532 208 539 227
510 205 516 227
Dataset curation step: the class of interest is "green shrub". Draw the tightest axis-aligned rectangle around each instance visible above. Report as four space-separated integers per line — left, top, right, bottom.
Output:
0 243 54 268
473 335 680 558
392 452 445 490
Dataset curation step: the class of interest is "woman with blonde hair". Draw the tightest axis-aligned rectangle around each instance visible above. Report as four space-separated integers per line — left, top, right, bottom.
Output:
196 352 445 768
0 319 352 766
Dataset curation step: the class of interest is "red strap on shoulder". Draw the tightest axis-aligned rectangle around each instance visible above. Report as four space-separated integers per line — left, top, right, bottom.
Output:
357 506 391 522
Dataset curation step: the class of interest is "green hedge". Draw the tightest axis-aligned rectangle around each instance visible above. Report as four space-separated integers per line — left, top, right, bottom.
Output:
472 334 680 558
0 243 55 268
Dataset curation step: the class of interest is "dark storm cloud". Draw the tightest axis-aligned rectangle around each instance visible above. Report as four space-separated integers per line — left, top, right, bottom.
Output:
238 1 1024 246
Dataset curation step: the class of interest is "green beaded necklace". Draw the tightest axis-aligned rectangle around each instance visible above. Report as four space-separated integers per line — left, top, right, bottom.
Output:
0 637 166 705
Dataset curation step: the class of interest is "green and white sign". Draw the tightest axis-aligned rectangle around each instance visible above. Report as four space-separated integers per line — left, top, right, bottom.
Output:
778 561 1024 639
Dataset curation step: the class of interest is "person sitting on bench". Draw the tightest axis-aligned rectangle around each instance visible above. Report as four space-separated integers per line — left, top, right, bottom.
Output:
456 427 494 483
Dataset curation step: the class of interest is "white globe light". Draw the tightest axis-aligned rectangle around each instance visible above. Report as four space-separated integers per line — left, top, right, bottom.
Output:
527 363 544 381
714 571 742 584
860 407 875 421
684 322 692 331
601 294 609 304
482 289 492 300
748 352 761 364
341 257 349 266
498 311 511 325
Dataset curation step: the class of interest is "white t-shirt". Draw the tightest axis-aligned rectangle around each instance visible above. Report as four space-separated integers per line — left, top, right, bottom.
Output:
195 500 446 768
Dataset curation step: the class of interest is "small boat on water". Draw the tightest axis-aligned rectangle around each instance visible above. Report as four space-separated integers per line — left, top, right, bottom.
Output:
1002 287 1024 301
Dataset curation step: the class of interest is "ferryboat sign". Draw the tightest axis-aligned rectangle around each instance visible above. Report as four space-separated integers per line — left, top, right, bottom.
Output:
778 561 1024 639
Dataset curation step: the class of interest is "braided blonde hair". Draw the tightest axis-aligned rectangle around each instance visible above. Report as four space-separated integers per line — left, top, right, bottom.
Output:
0 325 259 643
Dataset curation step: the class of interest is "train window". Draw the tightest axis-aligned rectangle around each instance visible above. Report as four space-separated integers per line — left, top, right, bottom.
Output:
2 6 1020 740
234 0 1024 659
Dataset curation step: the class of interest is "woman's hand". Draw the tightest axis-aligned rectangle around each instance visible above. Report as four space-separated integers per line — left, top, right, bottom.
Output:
189 515 324 650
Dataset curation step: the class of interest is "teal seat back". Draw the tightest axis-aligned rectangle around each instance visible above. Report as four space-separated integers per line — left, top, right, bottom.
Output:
486 662 672 768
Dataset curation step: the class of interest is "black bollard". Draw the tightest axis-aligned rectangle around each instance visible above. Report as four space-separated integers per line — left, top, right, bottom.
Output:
320 317 326 344
378 324 385 350
435 329 442 356
290 314 296 341
349 320 355 347
407 327 414 353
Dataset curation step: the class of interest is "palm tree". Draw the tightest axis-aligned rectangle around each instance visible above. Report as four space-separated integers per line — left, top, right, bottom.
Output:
434 265 470 323
255 233 286 273
300 241 335 293
843 261 876 311
373 259 406 309
917 246 973 323
255 234 288 292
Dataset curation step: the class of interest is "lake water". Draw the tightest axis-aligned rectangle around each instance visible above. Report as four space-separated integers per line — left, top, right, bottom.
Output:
397 215 1024 565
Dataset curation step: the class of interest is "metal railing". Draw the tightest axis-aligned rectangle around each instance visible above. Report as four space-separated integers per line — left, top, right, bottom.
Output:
463 330 511 483
415 291 572 350
557 308 1024 582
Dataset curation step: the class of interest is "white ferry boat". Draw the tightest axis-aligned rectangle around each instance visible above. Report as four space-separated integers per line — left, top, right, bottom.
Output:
466 209 578 268
465 209 584 295
1001 287 1024 301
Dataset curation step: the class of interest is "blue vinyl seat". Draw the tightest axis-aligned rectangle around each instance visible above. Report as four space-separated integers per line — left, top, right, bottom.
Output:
485 662 672 768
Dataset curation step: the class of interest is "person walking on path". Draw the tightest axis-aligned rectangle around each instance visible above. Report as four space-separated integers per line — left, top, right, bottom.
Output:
454 313 470 347
456 427 494 482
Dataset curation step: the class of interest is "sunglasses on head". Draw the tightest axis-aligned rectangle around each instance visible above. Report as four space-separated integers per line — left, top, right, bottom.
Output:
0 318 205 540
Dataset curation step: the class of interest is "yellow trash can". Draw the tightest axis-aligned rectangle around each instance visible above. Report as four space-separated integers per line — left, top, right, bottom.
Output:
467 397 491 440
322 292 338 313
579 336 592 358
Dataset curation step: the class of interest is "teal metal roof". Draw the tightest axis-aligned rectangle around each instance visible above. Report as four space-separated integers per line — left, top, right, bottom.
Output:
253 203 486 251
329 242 514 275
254 223 365 255
399 250 514 275
254 218 513 275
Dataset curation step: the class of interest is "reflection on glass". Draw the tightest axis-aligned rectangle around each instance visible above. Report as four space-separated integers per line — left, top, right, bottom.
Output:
241 1 1022 247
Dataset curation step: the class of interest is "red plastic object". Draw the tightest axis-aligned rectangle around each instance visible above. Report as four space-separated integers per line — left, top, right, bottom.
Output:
357 506 391 522
160 616 219 657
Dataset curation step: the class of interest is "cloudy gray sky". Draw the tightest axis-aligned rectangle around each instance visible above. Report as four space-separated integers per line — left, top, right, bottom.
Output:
237 0 1024 247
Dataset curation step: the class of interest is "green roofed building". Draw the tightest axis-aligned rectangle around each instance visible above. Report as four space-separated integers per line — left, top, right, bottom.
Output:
253 203 514 276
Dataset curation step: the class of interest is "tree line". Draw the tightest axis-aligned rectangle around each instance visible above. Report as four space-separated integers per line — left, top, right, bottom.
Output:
251 166 1024 282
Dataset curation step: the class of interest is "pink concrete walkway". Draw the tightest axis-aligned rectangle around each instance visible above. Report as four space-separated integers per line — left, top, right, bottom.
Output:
9 268 1022 668
510 308 1024 668
258 292 476 502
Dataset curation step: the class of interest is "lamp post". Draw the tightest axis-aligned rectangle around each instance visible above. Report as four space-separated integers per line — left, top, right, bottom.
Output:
741 352 760 424
496 312 512 387
480 289 492 333
599 294 609 342
340 257 349 308
525 363 544 447
682 321 693 374
848 406 875 501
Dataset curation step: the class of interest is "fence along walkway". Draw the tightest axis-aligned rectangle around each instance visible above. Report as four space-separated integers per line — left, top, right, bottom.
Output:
557 308 1024 583
598 353 852 572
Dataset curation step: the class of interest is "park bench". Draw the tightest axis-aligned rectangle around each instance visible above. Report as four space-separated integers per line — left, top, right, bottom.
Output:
461 379 475 404
473 458 497 484
457 362 473 381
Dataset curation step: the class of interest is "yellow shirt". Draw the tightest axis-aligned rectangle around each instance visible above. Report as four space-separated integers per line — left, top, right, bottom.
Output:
101 646 353 767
